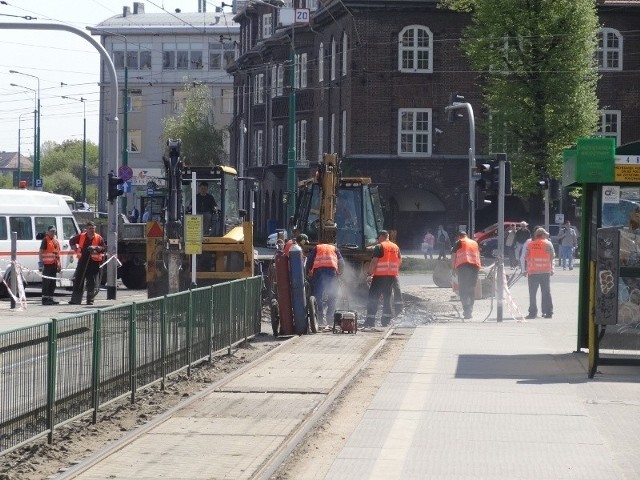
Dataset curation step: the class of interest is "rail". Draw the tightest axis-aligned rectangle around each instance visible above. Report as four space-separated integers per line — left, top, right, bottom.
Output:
0 276 262 456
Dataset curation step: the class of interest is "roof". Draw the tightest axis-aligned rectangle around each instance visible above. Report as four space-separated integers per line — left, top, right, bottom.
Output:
0 152 33 170
90 11 239 35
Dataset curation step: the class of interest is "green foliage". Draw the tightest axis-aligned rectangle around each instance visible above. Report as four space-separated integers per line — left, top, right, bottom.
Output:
40 139 99 200
459 0 600 195
0 174 15 189
161 82 225 166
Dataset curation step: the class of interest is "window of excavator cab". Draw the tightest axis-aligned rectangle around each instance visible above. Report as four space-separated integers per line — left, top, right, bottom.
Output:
223 173 241 229
302 185 321 240
336 188 363 247
366 186 383 246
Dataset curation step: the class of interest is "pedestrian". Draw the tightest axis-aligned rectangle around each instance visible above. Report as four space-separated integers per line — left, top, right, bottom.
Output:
558 220 578 270
521 227 555 319
505 224 517 267
422 229 435 260
451 229 481 319
363 230 402 329
129 206 139 223
142 206 151 222
514 221 531 263
436 225 450 260
69 221 106 306
305 242 344 326
39 225 61 305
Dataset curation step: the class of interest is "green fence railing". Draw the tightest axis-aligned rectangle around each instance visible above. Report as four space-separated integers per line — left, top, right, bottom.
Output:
0 277 262 456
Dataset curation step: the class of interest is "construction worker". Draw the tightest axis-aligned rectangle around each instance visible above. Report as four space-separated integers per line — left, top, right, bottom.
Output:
521 227 555 319
451 229 481 319
364 230 402 329
69 221 106 306
283 233 309 256
306 242 344 326
39 225 61 305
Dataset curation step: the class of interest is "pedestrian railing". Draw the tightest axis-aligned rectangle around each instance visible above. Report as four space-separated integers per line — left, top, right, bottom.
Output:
0 276 262 456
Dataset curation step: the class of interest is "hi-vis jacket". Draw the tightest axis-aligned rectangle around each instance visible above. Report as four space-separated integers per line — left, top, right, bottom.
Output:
524 238 554 274
453 237 481 269
309 244 339 273
76 233 105 262
373 241 401 277
40 236 61 266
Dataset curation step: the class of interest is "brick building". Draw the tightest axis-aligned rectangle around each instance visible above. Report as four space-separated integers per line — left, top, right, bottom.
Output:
230 0 640 248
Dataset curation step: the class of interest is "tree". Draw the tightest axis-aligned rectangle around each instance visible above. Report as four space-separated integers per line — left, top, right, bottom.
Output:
40 139 99 200
442 0 600 195
161 82 226 166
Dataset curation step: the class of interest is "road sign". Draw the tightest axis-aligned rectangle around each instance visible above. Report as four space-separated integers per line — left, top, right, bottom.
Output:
35 178 43 188
123 181 132 193
118 165 134 182
555 213 565 224
147 188 155 196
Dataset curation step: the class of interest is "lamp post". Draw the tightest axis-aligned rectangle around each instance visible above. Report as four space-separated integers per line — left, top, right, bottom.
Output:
10 83 37 186
62 96 87 201
10 70 40 188
17 111 33 187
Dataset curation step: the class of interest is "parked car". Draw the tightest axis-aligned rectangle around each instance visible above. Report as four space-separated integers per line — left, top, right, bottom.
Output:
266 229 287 248
474 221 520 243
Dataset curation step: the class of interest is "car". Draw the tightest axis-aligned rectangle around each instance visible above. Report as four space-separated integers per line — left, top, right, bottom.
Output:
74 201 93 212
266 229 287 248
474 221 520 243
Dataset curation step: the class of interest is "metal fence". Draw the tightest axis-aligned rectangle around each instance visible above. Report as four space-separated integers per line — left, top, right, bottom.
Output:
0 277 262 456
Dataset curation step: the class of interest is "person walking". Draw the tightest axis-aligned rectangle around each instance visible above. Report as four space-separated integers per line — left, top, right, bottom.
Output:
521 227 555 319
451 229 481 319
422 229 435 260
69 221 106 306
39 225 61 305
514 221 531 262
363 230 402 329
142 206 151 222
305 242 344 326
436 225 450 260
558 220 578 270
505 224 517 268
129 206 139 223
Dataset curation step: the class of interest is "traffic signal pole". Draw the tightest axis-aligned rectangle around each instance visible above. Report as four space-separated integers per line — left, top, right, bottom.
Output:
445 101 476 235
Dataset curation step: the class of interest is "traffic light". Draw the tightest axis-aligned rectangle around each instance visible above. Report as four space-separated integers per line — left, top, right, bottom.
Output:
491 155 512 195
475 162 493 191
108 172 125 203
447 93 465 123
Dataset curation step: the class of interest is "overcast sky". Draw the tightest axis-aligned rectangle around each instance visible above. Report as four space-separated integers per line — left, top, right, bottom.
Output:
0 0 215 155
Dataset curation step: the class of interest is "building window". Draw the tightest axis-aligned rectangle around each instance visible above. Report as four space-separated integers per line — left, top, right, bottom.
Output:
129 129 142 153
277 64 284 96
341 110 347 155
297 120 307 165
331 38 336 80
318 43 324 83
255 130 264 166
398 108 432 156
254 73 265 104
262 13 273 38
127 90 143 112
164 43 203 70
221 89 233 114
330 113 335 153
597 110 621 146
113 43 152 70
277 125 284 164
271 65 277 98
318 116 324 162
598 28 623 71
399 25 433 73
295 53 307 88
342 33 348 76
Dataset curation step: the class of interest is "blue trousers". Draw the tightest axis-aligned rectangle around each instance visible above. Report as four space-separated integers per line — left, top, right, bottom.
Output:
311 268 338 323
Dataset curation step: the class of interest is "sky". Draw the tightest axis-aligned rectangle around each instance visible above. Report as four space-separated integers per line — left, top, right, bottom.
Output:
0 0 215 155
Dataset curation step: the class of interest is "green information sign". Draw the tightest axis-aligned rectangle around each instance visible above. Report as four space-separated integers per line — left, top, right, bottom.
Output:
563 137 616 185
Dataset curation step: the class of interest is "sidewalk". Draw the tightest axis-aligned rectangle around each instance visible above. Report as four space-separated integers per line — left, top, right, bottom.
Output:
59 269 640 479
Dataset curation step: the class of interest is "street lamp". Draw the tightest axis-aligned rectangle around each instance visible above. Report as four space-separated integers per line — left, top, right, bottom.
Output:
10 70 40 188
62 95 87 201
17 111 34 187
10 82 37 187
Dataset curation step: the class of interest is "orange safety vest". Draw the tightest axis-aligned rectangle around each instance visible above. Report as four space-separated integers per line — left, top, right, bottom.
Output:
454 237 481 269
310 244 339 273
373 241 401 277
78 232 104 262
526 239 553 274
283 239 295 255
41 236 60 265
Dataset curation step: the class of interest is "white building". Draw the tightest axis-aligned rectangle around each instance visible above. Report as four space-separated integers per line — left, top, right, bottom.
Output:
89 2 240 212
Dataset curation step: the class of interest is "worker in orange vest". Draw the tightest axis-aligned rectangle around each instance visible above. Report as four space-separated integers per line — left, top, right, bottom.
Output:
69 221 106 306
521 227 555 319
451 229 481 319
39 225 61 305
364 230 402 330
306 242 344 325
